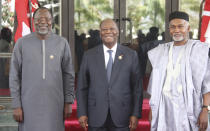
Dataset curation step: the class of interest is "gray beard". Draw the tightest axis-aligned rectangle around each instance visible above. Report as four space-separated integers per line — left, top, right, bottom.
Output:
38 30 49 35
173 35 184 42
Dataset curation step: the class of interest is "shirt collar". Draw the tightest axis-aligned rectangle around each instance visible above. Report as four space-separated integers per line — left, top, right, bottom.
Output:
103 43 117 53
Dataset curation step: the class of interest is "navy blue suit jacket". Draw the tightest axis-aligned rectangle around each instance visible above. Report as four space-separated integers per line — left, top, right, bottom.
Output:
76 44 143 127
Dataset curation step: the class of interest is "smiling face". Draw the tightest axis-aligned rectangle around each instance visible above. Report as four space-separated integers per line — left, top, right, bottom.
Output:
100 19 119 49
169 18 190 45
34 9 52 38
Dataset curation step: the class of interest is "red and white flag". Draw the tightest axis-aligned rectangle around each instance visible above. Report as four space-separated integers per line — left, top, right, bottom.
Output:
14 0 39 42
200 0 210 43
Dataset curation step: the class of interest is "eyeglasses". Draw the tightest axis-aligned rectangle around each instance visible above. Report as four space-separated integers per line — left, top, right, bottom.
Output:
34 17 52 23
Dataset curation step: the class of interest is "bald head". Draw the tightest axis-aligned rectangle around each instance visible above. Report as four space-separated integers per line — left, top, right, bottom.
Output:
100 18 119 49
33 7 52 19
100 19 118 30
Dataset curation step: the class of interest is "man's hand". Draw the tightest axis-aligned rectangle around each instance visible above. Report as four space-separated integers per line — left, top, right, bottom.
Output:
197 108 208 131
129 116 138 131
78 116 88 131
149 110 152 123
13 107 23 122
64 103 72 120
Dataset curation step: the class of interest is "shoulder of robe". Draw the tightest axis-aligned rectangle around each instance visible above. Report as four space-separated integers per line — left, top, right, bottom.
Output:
148 42 171 57
190 40 209 54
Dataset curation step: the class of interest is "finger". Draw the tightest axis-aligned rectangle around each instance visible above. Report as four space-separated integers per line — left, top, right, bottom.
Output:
79 121 86 128
129 121 135 131
16 116 19 122
84 121 88 130
199 127 204 131
19 113 23 122
130 126 135 131
201 122 206 130
13 114 16 121
81 123 85 128
131 122 134 129
203 123 208 130
78 120 82 125
15 115 20 122
129 121 132 128
132 123 137 130
201 122 207 130
133 122 138 129
199 123 204 131
198 123 202 130
13 114 18 122
84 125 87 131
200 123 203 130
79 121 83 127
82 123 86 129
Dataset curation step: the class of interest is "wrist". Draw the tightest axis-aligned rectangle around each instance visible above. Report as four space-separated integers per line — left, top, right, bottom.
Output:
202 105 209 112
202 107 208 112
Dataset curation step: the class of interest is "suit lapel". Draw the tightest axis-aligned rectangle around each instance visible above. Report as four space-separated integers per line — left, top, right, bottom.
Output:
96 45 109 84
109 44 124 85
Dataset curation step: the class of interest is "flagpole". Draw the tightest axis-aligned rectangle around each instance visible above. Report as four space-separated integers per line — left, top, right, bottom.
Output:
198 0 205 39
29 0 33 31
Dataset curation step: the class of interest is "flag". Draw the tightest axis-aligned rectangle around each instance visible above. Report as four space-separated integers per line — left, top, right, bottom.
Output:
200 0 210 43
14 0 39 42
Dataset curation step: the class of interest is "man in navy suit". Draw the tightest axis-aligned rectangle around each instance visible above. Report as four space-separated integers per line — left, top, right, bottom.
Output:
76 18 143 131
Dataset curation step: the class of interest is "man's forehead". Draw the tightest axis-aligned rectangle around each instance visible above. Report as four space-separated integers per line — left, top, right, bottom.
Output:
101 20 117 28
169 19 187 25
35 9 50 17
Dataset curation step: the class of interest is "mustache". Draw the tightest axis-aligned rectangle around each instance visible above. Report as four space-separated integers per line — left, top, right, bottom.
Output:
173 33 182 36
38 24 48 27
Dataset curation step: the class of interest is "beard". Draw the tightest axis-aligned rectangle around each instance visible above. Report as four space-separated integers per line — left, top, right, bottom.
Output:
38 28 49 35
38 30 49 35
36 25 50 35
172 33 185 42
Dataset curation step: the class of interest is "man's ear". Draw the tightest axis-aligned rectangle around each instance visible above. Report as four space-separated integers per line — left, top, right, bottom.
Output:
187 25 190 32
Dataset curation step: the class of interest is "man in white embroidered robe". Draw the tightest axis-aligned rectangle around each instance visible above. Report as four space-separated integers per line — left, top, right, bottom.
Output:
147 11 210 131
9 7 75 131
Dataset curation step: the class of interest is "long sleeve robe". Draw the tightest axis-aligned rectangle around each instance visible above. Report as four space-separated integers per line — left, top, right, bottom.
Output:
9 32 75 131
147 40 210 131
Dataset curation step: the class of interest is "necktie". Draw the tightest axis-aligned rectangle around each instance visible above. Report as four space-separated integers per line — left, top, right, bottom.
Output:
107 50 113 82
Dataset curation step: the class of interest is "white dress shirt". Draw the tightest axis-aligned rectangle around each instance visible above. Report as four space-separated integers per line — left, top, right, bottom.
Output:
103 43 117 68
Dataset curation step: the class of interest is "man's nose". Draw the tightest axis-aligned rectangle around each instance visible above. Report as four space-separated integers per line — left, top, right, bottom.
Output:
105 29 112 33
173 27 181 32
39 18 48 23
